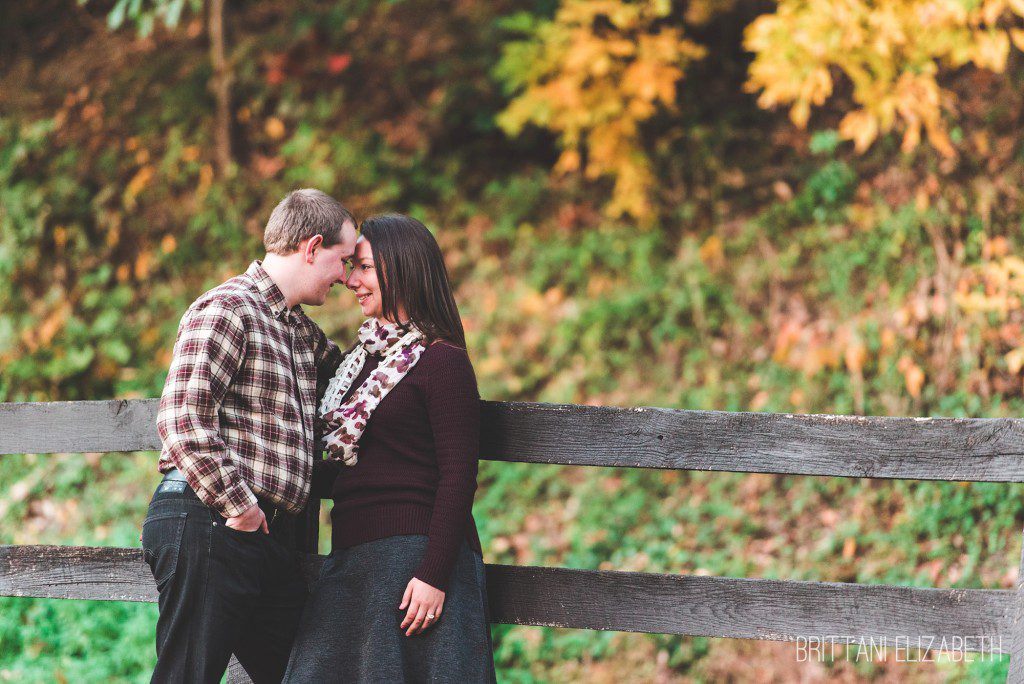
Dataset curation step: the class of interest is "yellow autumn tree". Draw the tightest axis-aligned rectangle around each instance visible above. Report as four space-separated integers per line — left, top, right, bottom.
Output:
496 0 707 221
745 0 1024 156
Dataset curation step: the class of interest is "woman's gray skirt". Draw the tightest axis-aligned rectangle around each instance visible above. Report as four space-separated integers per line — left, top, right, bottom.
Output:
282 535 497 683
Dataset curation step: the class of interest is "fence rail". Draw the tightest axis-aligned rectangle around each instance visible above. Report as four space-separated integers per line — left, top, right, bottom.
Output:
1 399 1023 681
5 399 1024 481
0 544 1014 651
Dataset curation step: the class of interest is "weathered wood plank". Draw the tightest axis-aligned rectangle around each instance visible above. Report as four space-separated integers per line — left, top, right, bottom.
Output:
0 545 1012 652
5 399 1024 482
0 545 323 602
0 545 155 601
481 402 1024 482
0 399 161 455
485 564 1013 653
226 656 252 684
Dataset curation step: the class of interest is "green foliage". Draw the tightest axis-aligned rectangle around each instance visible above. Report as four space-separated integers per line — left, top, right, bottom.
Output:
82 0 203 36
0 598 156 683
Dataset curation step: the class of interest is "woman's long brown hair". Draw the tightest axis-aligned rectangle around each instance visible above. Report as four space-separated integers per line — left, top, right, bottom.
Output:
360 214 466 348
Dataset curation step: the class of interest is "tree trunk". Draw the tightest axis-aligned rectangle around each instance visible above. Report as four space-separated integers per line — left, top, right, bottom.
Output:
208 0 232 175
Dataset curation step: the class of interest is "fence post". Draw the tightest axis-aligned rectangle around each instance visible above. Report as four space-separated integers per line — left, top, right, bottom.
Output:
1007 529 1024 683
226 657 252 684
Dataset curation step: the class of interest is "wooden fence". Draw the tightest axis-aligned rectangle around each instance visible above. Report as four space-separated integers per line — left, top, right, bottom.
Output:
1 399 1022 682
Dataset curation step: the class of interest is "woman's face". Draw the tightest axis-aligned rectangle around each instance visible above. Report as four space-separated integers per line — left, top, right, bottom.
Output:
345 237 384 319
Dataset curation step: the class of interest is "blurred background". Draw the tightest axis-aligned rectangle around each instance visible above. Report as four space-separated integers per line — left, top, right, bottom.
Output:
2 0 1024 680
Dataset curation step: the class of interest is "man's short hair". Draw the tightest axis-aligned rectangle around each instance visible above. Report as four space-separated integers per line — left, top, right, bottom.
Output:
264 189 355 254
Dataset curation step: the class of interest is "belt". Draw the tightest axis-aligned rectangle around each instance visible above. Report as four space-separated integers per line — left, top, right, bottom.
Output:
160 468 282 525
162 467 187 482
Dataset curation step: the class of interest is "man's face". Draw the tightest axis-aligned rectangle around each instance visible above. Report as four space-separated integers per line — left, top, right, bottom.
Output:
305 220 358 306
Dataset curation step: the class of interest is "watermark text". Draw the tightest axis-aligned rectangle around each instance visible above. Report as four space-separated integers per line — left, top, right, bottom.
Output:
794 635 1003 663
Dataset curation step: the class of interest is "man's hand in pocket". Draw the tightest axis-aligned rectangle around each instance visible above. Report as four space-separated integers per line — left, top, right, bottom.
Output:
225 503 268 533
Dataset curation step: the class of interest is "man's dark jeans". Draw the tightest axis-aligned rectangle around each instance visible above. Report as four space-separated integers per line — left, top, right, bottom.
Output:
141 477 308 684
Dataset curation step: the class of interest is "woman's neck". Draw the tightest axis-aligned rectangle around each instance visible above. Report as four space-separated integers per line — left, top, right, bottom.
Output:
375 314 410 326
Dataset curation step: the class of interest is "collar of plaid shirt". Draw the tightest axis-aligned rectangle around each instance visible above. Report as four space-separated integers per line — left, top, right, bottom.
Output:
248 260 303 321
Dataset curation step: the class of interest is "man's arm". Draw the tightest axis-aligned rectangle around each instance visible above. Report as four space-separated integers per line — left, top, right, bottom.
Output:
156 299 258 518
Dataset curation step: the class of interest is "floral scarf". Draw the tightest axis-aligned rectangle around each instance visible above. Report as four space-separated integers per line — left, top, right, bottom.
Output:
319 318 427 465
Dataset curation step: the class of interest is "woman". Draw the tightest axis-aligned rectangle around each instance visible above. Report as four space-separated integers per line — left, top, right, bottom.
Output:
283 214 496 683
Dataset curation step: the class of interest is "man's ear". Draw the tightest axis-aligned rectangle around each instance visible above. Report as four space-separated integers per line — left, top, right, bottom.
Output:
304 234 324 263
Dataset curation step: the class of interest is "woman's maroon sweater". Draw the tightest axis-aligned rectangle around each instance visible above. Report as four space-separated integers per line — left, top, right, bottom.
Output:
312 341 482 591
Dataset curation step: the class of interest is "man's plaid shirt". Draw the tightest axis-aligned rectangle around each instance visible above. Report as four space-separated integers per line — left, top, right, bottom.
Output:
157 260 343 518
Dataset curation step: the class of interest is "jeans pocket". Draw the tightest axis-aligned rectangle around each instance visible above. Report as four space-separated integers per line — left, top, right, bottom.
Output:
223 523 262 537
142 511 188 590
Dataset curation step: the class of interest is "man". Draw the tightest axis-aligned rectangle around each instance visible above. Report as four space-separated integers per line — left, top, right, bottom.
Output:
143 188 357 683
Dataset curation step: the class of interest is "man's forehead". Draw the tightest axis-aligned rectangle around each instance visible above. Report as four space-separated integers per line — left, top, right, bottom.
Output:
341 221 359 256
321 239 355 259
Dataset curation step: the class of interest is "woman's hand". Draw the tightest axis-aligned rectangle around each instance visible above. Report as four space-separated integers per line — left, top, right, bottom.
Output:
399 577 445 636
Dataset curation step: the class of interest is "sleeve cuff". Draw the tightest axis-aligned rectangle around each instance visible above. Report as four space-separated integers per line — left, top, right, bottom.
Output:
413 554 455 593
214 481 259 519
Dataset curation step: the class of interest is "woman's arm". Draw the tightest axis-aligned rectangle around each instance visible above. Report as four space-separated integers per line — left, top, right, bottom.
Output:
411 343 481 592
